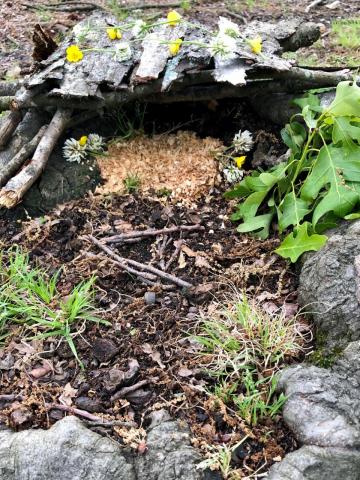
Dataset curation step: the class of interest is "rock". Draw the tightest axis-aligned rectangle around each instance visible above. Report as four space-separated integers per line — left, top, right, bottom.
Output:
299 220 360 350
75 396 105 413
270 341 360 477
0 416 134 480
136 419 203 480
267 445 360 480
92 338 119 363
0 415 205 480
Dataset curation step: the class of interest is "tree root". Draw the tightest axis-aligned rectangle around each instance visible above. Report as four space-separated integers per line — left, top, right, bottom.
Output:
0 108 72 208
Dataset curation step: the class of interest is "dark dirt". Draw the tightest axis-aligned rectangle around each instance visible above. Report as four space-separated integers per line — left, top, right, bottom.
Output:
0 0 346 477
0 189 302 477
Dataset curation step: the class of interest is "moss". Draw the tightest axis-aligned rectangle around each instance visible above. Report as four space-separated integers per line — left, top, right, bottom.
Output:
309 331 343 368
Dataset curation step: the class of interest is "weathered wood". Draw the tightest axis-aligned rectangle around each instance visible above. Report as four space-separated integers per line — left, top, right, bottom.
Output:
0 125 47 187
0 111 23 149
0 108 72 208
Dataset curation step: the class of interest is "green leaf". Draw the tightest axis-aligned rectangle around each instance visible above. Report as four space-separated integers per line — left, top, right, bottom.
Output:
237 212 274 240
332 117 360 145
312 183 359 226
281 122 307 154
345 212 360 220
302 105 318 129
326 81 360 117
278 192 312 232
301 143 360 201
275 222 328 262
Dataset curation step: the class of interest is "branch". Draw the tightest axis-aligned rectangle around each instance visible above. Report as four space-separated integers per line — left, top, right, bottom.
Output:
0 125 47 187
0 108 72 208
46 403 136 426
103 224 204 244
87 235 193 288
0 111 22 149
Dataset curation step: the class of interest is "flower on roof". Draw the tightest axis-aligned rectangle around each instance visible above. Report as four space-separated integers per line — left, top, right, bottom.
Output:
66 45 84 63
107 27 122 40
208 33 237 59
248 36 262 55
169 38 183 56
132 19 147 38
167 10 182 27
113 42 132 61
218 17 240 39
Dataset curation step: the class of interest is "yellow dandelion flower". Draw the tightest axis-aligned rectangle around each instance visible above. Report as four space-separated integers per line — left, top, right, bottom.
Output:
169 38 182 56
79 135 88 146
167 10 182 27
248 36 262 55
234 156 246 168
107 28 122 40
66 45 84 63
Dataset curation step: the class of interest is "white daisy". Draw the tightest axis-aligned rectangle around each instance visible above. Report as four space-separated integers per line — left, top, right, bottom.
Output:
233 130 254 152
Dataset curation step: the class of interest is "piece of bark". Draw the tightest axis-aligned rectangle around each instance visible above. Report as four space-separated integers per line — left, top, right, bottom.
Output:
0 108 72 208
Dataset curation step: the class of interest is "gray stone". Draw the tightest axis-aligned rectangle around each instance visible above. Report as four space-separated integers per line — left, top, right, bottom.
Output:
0 415 205 480
299 220 360 350
270 341 360 478
267 446 360 480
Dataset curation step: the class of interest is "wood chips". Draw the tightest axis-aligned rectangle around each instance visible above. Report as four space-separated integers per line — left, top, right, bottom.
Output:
96 131 224 200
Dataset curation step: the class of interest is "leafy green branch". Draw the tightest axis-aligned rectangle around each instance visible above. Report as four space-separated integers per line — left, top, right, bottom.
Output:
226 80 360 262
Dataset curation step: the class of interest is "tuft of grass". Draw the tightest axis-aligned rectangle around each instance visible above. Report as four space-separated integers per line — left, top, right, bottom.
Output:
0 248 109 368
123 173 141 193
193 292 305 425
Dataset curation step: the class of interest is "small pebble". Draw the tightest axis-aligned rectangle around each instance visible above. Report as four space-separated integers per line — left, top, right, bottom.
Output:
144 291 156 305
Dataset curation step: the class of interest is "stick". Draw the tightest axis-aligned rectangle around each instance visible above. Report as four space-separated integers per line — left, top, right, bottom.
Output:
87 235 193 288
0 125 47 187
0 80 23 96
0 108 72 208
111 380 149 402
165 239 184 271
0 111 22 149
104 224 204 244
0 96 13 112
305 0 325 12
46 403 136 426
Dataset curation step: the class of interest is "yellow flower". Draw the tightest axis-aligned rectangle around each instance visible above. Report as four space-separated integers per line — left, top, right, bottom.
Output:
167 10 182 27
66 45 84 63
234 156 246 168
248 36 262 55
79 135 88 146
107 28 122 40
169 38 182 56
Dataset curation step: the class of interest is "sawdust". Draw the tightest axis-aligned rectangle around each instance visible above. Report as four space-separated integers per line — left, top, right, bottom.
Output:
96 131 224 200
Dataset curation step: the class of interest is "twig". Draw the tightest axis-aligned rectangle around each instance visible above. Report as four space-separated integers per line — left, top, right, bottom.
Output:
165 239 184 271
119 2 185 11
223 9 247 24
0 394 24 402
111 380 149 402
104 224 204 244
305 0 326 12
87 235 193 288
46 403 136 426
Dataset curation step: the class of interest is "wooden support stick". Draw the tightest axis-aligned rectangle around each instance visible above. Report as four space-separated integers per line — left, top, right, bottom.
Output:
0 111 22 149
104 224 204 244
0 125 47 187
87 235 193 288
0 108 72 208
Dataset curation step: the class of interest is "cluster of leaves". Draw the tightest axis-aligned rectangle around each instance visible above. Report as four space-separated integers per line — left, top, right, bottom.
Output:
0 248 109 367
193 293 303 425
226 81 360 262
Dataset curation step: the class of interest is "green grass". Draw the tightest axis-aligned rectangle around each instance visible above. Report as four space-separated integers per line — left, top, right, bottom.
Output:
0 248 109 367
332 19 360 49
123 173 141 193
193 292 304 425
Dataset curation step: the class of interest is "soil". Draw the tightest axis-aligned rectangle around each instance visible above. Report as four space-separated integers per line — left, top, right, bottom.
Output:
0 189 303 477
0 0 350 477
